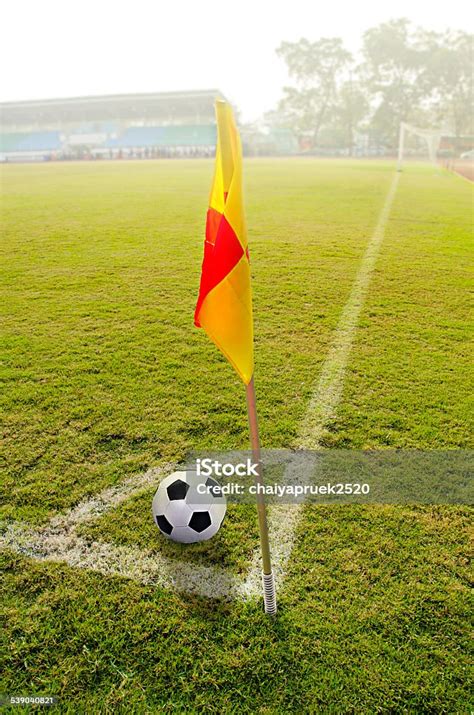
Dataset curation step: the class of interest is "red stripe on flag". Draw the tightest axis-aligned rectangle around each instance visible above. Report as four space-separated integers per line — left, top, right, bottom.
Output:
194 210 244 326
205 206 222 248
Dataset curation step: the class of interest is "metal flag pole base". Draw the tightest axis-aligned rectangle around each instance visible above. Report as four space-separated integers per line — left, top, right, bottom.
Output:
262 571 277 616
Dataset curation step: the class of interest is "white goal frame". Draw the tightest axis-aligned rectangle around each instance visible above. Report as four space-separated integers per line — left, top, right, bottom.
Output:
397 122 443 171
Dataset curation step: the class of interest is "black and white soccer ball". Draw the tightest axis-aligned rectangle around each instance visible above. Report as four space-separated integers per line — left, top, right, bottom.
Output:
152 472 226 543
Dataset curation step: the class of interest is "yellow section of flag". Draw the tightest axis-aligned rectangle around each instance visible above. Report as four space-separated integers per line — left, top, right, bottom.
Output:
194 101 254 384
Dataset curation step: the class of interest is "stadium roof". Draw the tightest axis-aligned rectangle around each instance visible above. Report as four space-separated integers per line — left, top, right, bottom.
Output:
0 89 227 126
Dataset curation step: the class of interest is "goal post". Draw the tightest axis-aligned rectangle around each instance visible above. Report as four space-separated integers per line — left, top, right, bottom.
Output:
397 122 443 171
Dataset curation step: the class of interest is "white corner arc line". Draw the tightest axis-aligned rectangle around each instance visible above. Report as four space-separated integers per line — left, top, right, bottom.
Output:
1 521 239 600
1 172 400 600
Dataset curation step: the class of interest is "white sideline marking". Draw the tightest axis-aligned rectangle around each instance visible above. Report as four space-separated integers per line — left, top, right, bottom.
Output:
241 171 400 596
299 171 400 448
1 173 400 599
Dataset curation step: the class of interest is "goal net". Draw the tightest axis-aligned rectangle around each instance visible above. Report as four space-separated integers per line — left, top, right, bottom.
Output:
397 122 443 171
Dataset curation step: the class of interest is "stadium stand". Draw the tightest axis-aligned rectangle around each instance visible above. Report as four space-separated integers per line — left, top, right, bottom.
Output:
17 131 61 151
0 90 299 160
104 125 216 149
71 122 119 135
0 131 61 155
0 90 222 161
0 133 25 153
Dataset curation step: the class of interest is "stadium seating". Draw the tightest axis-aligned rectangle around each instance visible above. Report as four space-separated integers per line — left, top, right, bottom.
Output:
0 133 26 152
1 124 216 156
162 125 216 146
105 126 165 148
71 121 119 135
105 125 216 148
1 91 221 160
18 131 61 151
1 131 61 152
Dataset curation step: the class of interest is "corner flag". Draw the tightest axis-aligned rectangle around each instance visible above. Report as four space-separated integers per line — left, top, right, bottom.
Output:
194 100 276 615
194 100 254 385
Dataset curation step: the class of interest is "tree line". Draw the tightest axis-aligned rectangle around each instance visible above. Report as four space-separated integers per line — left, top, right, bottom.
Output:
271 19 472 152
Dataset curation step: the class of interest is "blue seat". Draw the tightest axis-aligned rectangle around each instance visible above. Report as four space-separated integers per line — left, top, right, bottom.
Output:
16 131 61 151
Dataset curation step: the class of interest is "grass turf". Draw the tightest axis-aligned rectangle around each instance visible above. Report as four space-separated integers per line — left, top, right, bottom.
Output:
1 158 472 712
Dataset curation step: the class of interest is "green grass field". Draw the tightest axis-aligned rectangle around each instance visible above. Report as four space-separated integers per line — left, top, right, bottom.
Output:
1 158 473 712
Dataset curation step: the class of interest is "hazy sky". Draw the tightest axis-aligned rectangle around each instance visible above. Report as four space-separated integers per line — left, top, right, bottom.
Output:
1 0 471 121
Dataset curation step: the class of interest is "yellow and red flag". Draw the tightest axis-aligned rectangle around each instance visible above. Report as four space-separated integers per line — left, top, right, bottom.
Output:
194 101 254 384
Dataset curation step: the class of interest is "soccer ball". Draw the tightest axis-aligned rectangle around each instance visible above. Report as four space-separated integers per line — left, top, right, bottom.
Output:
152 471 226 543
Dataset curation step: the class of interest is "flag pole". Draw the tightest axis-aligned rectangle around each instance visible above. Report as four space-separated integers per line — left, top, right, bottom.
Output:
245 376 277 615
